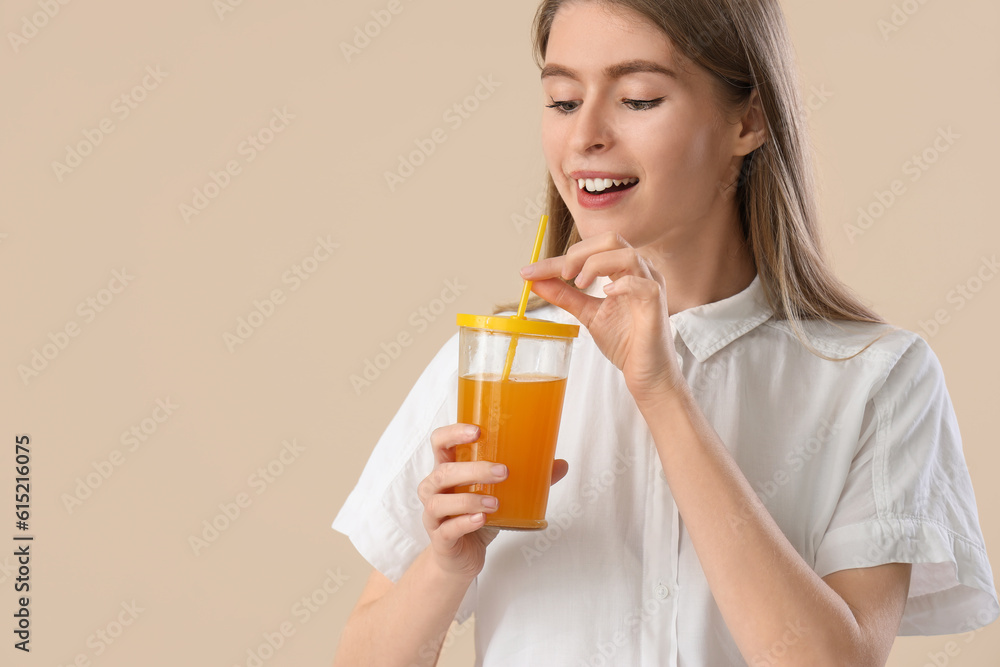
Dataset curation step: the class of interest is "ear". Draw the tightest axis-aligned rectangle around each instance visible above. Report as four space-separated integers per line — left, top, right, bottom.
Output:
732 89 767 157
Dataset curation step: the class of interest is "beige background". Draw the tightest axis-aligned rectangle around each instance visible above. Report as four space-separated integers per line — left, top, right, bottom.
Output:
1 0 997 665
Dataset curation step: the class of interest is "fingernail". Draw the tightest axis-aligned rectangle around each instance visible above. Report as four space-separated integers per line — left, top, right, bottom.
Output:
482 496 498 509
491 464 508 478
467 425 480 439
471 512 485 523
520 265 535 277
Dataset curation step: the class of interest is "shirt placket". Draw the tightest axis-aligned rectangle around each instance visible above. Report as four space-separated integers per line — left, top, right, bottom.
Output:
640 433 681 666
638 330 685 666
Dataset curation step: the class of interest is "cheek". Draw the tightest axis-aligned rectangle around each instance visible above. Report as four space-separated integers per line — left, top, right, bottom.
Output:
541 121 570 192
631 119 724 188
541 118 564 165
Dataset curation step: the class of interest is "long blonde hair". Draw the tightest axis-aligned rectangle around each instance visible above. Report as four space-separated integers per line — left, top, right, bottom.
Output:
497 0 897 361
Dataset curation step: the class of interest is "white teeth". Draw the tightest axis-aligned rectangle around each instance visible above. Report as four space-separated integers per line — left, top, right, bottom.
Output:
578 177 638 192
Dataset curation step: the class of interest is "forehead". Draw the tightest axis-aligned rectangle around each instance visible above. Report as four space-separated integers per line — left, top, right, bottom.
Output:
545 1 686 75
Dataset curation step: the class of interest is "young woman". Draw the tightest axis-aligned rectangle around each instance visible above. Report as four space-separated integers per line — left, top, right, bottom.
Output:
332 1 998 664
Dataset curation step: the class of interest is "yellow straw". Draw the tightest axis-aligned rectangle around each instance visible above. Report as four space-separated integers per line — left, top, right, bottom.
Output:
500 214 548 382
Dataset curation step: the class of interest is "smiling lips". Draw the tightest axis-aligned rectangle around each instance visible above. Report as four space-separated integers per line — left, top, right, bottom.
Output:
569 172 639 209
577 176 639 193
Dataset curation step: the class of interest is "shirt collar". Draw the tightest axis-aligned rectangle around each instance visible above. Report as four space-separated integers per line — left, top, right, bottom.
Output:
581 273 773 363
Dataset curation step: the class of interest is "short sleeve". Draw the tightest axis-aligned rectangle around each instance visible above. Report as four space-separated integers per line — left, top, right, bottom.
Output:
332 331 477 623
814 335 999 635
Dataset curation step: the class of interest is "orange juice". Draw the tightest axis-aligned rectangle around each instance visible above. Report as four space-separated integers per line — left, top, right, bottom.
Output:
455 373 568 529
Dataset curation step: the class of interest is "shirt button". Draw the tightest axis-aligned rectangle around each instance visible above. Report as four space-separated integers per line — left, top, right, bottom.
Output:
654 584 670 600
658 468 667 482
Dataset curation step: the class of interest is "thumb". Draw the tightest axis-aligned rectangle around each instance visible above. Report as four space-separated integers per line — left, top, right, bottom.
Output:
531 278 599 326
550 458 569 486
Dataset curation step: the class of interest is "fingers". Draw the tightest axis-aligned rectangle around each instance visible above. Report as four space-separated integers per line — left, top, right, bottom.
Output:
422 491 499 534
572 247 649 290
602 273 662 306
417 460 508 504
430 423 480 465
435 513 496 547
563 232 638 284
521 232 658 297
521 230 630 281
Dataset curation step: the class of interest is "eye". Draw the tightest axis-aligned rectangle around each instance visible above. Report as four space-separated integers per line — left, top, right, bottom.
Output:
545 99 579 114
544 97 666 114
623 97 665 111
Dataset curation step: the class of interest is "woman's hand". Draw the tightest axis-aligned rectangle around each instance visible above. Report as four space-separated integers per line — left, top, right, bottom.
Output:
418 423 569 580
520 231 682 401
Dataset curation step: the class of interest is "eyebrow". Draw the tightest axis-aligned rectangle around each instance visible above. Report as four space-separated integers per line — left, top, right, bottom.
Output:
540 59 679 81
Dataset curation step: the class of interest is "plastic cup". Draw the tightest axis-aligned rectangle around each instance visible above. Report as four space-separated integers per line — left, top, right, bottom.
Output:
454 313 580 530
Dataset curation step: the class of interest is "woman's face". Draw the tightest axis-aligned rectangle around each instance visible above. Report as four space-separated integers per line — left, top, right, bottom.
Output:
541 1 748 248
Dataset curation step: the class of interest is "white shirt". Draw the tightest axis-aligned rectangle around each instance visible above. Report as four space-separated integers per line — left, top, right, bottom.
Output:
332 274 999 666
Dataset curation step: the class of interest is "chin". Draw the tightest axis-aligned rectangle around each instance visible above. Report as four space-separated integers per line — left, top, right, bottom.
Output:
574 219 626 241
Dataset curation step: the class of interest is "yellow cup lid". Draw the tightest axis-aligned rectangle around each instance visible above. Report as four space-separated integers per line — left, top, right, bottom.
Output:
456 313 580 339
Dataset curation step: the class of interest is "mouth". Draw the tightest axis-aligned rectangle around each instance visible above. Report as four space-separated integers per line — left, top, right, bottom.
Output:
570 173 640 209
576 176 639 195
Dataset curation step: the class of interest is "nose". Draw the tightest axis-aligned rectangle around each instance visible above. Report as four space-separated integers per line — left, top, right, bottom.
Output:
567 98 613 154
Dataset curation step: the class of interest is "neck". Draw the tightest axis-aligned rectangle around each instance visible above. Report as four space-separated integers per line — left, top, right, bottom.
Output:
638 211 756 316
